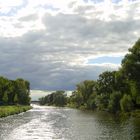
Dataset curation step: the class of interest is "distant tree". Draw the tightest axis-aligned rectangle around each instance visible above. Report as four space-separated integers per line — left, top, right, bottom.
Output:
53 91 67 106
39 91 67 107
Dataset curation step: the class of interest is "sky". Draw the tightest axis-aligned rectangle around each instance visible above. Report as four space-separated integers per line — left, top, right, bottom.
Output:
30 90 72 101
0 0 140 90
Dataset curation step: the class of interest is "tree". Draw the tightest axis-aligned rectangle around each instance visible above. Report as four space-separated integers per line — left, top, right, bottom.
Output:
0 77 9 102
76 80 96 104
95 94 109 110
39 91 67 107
114 70 130 94
52 91 67 106
97 71 116 95
14 94 18 104
15 78 31 105
122 39 140 82
69 91 83 108
108 91 121 113
2 92 8 104
121 39 140 107
120 94 133 112
0 76 30 105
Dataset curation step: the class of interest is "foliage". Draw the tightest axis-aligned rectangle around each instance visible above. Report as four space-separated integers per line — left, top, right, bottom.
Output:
14 94 18 104
120 94 133 112
86 93 97 109
67 91 83 108
2 92 8 104
108 91 122 113
95 94 109 110
39 90 67 107
0 76 31 105
76 80 96 105
67 39 140 113
122 39 140 82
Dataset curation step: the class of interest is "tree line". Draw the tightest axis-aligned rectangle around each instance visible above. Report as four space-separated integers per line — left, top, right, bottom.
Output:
0 77 31 105
39 90 67 107
39 39 140 113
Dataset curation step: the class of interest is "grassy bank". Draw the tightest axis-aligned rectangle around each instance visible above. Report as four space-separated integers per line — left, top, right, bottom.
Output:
0 105 32 118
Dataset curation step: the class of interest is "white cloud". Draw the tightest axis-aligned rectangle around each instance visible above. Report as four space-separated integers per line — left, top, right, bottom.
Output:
0 0 140 90
0 0 23 14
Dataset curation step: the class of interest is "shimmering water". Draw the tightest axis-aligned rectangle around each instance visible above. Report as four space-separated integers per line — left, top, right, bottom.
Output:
0 105 140 140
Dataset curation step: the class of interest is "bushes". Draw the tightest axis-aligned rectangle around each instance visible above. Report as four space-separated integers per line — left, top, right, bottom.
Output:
108 92 121 113
120 94 133 112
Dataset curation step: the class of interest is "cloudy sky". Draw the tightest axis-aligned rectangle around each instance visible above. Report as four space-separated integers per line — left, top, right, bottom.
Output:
0 0 140 90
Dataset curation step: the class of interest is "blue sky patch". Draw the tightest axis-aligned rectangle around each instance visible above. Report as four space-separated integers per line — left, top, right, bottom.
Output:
87 56 123 64
0 0 28 16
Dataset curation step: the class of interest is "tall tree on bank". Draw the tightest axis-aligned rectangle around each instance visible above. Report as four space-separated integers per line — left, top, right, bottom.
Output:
121 39 140 107
68 38 140 112
0 76 31 105
76 80 96 105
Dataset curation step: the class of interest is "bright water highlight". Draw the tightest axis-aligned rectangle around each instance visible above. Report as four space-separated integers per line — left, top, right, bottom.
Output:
0 104 140 140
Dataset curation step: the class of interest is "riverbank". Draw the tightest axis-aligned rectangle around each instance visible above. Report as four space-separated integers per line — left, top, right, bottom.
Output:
67 104 140 118
118 109 140 118
0 105 32 118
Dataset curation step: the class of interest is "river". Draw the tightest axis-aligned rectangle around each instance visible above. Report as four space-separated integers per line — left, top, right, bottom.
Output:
0 104 140 140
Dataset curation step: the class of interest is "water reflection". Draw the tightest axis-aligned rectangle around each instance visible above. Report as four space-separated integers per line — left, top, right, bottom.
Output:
0 105 140 140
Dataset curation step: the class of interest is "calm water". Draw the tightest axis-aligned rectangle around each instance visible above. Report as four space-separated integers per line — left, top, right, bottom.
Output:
0 105 140 140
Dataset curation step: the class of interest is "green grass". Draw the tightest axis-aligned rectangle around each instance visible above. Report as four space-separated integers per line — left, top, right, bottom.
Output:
0 105 32 118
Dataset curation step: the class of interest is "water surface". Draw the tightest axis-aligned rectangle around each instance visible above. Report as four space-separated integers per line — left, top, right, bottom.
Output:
0 105 140 140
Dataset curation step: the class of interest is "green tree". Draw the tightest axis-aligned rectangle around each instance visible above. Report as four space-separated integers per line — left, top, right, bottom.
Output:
108 91 121 113
86 93 97 109
14 94 18 104
2 92 8 104
95 94 109 110
69 91 83 108
115 70 130 94
15 78 31 105
122 39 140 82
97 71 116 95
52 91 67 106
0 77 9 102
76 80 96 104
121 39 140 107
120 94 133 112
39 91 67 107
